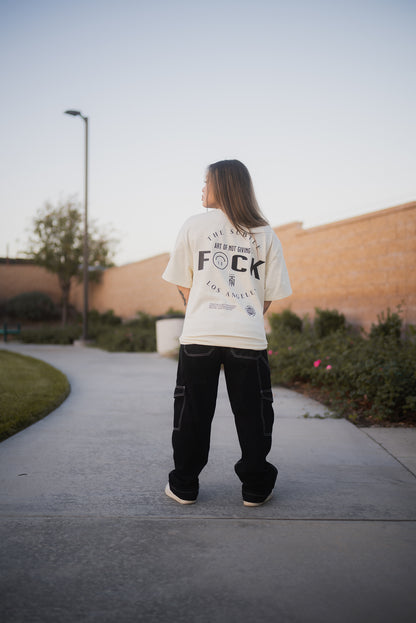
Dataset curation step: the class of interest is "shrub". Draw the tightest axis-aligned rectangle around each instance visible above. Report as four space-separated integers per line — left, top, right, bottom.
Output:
321 333 416 423
162 307 185 318
6 292 59 321
369 308 402 342
94 326 156 352
17 310 156 351
267 307 416 425
129 311 157 330
93 312 156 352
269 309 302 333
19 325 81 344
87 309 122 339
314 308 346 338
88 309 122 326
267 317 316 385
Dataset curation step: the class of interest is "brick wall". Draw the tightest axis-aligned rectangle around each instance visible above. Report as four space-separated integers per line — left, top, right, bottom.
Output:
70 253 178 318
1 201 415 329
0 261 62 305
269 201 415 329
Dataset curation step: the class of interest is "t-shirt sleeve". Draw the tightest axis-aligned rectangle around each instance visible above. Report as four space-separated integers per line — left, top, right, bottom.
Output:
264 233 292 301
162 222 194 288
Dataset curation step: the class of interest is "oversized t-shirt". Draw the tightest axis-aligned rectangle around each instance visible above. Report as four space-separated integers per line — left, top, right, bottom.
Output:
162 209 292 350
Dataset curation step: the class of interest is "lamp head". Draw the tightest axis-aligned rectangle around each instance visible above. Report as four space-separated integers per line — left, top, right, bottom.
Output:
65 110 81 116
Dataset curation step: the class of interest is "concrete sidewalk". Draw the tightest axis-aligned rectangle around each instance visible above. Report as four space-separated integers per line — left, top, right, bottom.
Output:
0 343 415 623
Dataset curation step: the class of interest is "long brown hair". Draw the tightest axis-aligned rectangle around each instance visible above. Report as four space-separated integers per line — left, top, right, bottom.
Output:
207 159 269 234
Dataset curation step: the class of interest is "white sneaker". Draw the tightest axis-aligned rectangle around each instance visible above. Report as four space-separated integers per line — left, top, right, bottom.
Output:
165 483 197 505
243 493 273 507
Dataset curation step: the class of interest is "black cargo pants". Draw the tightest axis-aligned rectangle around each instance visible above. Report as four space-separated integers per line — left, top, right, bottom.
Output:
168 344 278 503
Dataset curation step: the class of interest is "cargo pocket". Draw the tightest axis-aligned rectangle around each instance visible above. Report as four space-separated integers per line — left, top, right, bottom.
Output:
173 385 186 431
260 388 274 436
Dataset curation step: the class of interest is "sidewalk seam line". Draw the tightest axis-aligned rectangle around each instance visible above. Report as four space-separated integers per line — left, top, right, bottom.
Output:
360 429 416 480
1 514 416 522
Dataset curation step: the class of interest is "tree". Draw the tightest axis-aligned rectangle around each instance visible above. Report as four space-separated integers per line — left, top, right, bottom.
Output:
27 197 116 325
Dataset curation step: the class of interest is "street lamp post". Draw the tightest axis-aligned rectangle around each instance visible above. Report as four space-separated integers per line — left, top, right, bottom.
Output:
65 109 89 342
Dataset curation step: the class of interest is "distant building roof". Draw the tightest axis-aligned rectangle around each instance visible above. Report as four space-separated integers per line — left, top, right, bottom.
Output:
0 258 34 265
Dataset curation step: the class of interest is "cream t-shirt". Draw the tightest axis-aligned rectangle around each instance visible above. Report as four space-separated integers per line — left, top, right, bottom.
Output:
162 210 292 350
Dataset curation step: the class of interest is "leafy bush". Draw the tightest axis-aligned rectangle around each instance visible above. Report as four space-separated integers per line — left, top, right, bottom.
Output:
16 309 156 352
93 326 156 352
162 307 185 318
269 309 302 333
93 312 156 352
19 325 81 344
369 308 402 342
130 311 157 330
6 292 59 321
88 309 122 326
267 307 416 425
314 307 346 337
86 309 122 339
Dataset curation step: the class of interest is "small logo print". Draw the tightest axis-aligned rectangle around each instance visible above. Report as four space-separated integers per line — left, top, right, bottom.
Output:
213 252 228 270
209 303 237 311
245 305 256 317
229 274 236 287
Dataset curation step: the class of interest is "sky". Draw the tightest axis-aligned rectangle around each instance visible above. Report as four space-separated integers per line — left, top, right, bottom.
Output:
1 0 415 266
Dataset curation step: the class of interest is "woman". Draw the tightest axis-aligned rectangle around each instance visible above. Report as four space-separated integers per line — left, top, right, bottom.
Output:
162 159 292 506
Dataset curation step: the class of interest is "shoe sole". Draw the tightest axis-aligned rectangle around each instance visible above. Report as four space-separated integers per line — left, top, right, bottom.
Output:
165 483 196 505
243 493 273 507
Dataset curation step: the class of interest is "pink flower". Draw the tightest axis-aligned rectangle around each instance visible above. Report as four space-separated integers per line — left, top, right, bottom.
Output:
326 364 332 370
288 346 292 351
313 359 321 368
268 349 273 355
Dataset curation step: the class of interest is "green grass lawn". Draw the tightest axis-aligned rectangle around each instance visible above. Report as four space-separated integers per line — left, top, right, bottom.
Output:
0 350 70 441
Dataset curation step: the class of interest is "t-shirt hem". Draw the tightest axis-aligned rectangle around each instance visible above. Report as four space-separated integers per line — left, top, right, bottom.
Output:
179 335 267 350
162 274 192 288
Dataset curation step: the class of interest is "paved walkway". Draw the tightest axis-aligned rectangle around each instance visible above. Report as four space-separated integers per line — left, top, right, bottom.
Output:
1 343 416 623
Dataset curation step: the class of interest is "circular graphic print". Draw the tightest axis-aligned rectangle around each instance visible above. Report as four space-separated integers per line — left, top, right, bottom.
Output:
213 252 228 270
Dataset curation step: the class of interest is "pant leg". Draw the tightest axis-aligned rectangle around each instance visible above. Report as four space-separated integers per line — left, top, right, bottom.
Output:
223 347 278 501
169 344 222 499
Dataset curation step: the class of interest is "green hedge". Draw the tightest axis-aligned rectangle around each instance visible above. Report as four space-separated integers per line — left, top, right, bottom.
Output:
19 310 157 352
20 325 81 344
6 292 59 321
267 308 416 425
93 312 156 352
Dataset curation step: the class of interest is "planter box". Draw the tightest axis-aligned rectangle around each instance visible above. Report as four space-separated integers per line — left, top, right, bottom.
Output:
156 317 184 356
